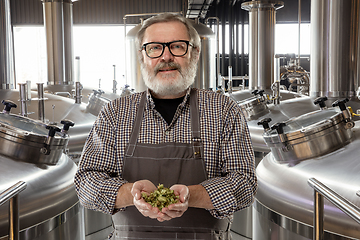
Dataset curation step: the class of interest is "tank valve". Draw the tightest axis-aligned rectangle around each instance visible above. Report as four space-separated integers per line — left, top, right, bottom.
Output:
2 100 17 114
332 98 354 129
41 125 61 155
252 89 267 102
271 122 286 134
60 119 75 134
93 89 105 96
258 118 272 131
314 96 328 109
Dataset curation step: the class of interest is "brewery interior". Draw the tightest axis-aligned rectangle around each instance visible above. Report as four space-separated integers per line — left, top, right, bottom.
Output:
0 0 360 239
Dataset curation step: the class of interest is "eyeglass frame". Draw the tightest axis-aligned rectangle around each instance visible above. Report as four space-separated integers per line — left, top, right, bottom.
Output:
141 40 194 59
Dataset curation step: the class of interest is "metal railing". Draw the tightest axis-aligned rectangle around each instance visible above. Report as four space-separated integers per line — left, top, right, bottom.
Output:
0 181 27 240
308 178 360 240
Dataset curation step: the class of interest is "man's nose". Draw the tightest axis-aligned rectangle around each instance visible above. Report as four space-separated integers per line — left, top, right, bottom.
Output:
161 46 174 61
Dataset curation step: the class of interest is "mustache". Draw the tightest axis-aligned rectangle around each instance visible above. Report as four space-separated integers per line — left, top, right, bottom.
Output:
154 62 181 74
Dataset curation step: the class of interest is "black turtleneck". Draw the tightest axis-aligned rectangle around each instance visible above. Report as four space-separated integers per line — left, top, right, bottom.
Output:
152 96 185 125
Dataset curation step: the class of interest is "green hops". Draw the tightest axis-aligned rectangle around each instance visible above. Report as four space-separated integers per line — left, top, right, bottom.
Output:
141 184 179 211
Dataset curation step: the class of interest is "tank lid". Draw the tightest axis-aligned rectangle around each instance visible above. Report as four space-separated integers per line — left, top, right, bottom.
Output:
0 113 68 164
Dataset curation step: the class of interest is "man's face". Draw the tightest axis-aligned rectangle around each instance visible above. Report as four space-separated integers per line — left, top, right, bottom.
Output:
140 21 198 98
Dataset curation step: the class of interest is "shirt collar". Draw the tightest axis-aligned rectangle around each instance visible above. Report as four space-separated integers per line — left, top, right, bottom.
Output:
146 88 192 110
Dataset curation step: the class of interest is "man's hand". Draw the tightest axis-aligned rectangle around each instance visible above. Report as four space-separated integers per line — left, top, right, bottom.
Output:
157 184 189 222
131 180 160 219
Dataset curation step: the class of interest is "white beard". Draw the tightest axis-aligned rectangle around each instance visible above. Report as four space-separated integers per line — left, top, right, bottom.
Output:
141 55 197 97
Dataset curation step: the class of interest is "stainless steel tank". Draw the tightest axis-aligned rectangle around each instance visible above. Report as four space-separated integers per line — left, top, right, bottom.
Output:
125 17 216 92
0 111 84 240
254 100 360 239
0 89 114 240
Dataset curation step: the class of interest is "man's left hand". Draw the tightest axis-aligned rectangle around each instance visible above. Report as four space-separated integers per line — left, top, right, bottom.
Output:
156 184 189 222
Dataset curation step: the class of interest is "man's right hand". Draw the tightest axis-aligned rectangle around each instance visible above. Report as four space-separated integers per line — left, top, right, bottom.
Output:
131 180 160 219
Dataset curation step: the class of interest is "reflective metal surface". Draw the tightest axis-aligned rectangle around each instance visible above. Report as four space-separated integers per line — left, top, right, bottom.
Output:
0 0 15 90
0 153 83 239
262 107 353 163
255 121 360 239
310 0 360 98
0 113 69 164
0 89 97 157
241 1 284 90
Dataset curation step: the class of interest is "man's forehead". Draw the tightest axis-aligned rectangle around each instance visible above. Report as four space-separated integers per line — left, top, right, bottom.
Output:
143 21 189 43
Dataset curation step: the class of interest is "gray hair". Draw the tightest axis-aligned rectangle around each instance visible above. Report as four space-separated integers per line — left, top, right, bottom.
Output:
135 13 201 61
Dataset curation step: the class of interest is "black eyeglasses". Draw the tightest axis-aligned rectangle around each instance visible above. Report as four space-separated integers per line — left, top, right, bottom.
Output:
141 40 194 59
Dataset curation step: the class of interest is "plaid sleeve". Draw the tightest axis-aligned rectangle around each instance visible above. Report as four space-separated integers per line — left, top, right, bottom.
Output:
200 97 258 219
74 100 127 215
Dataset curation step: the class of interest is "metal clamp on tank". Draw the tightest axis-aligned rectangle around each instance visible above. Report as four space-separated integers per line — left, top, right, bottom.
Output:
332 98 355 129
41 125 61 155
252 89 267 102
313 96 328 110
60 119 75 135
270 122 292 152
257 118 272 132
2 100 17 114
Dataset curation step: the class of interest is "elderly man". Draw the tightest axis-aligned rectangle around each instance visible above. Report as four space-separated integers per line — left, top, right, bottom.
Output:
75 13 257 240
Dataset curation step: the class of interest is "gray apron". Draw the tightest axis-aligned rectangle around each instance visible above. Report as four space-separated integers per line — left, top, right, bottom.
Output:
111 89 231 240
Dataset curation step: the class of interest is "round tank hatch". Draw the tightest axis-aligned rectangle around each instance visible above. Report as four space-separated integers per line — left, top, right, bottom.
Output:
0 113 69 164
263 107 354 163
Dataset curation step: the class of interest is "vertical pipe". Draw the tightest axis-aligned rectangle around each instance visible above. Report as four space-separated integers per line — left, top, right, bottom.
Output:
235 4 239 76
242 1 283 90
9 196 19 240
297 0 301 66
329 0 354 98
75 82 82 104
0 0 15 89
43 0 65 86
313 191 324 240
63 0 74 85
241 10 245 76
37 83 45 122
257 8 275 90
228 2 233 69
248 8 258 89
221 4 226 79
310 0 330 97
18 83 28 117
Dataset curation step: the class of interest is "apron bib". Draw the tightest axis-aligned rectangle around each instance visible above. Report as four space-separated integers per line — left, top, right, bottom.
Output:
111 89 230 240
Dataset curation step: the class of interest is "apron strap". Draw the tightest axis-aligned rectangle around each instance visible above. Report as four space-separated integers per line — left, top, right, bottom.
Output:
125 92 147 157
190 89 202 159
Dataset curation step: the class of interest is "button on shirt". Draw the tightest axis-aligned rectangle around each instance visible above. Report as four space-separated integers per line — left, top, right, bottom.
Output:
74 88 257 221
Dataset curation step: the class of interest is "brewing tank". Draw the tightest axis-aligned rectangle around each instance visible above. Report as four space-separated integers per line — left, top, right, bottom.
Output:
125 19 216 92
0 112 84 240
254 102 360 239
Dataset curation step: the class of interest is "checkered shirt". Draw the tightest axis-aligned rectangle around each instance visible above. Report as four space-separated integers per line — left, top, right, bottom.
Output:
74 88 257 220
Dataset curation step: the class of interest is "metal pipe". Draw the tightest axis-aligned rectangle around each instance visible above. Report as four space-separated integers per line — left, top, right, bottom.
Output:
205 17 220 88
18 83 28 117
63 0 74 85
308 178 360 240
228 66 233 94
37 83 45 122
113 65 117 94
75 81 82 104
43 0 65 86
241 1 284 90
0 0 15 90
298 0 301 66
313 191 324 240
0 181 27 240
75 56 80 82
